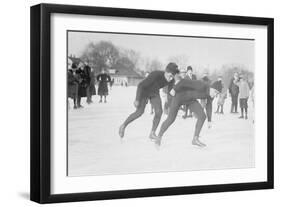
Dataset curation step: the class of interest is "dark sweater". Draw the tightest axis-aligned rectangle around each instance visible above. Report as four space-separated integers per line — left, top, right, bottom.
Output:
173 79 208 93
135 71 173 101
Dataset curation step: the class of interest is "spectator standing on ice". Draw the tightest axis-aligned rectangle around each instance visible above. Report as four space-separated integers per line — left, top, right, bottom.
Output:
88 67 96 103
229 72 240 113
76 64 88 108
97 68 111 103
182 66 197 119
235 74 250 119
215 90 227 114
212 76 224 114
67 69 79 109
83 62 92 104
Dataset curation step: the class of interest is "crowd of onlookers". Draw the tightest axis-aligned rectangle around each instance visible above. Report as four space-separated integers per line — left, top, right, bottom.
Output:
67 62 112 109
68 62 254 122
177 68 254 120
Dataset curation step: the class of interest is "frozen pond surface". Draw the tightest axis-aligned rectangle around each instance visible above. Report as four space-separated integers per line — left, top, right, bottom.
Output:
68 86 255 177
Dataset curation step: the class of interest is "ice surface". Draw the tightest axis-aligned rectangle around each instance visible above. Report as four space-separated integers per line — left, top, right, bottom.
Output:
68 86 255 177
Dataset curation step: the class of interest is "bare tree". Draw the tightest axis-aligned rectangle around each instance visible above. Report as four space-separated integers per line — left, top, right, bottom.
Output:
167 54 189 70
81 41 119 72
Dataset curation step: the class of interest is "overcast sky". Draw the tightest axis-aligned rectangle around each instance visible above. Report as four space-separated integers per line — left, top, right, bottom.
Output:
68 31 255 72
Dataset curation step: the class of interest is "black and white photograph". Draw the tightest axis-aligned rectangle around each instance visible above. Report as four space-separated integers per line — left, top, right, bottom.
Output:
67 31 255 177
28 3 274 204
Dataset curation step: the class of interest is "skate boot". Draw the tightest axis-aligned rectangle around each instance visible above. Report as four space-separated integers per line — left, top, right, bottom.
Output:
192 136 206 147
149 131 158 140
154 136 162 148
118 124 126 138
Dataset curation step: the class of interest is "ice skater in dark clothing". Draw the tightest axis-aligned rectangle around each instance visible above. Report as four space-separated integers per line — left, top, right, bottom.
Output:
154 78 220 147
97 69 111 103
119 62 179 139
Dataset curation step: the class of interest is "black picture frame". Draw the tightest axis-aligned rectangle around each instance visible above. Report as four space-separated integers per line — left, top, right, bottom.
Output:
30 3 274 204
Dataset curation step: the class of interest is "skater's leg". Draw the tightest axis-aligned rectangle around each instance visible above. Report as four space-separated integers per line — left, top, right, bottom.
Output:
150 95 163 135
157 97 181 138
189 101 206 137
205 97 213 128
189 101 207 147
119 98 147 138
123 99 147 127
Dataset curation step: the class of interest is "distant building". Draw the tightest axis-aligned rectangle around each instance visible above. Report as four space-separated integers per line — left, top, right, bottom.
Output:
108 68 143 86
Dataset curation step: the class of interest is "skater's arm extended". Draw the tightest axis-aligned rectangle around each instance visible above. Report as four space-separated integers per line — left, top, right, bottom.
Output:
173 79 207 93
135 71 158 101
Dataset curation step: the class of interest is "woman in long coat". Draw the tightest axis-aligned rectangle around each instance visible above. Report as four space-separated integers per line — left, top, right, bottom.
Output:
96 69 111 103
75 67 88 108
67 69 79 109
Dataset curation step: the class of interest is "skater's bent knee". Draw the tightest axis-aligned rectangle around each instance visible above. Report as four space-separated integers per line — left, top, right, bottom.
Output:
154 109 163 117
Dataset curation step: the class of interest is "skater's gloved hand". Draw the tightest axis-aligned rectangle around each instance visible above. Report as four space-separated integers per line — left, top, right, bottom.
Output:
134 100 139 108
170 89 176 96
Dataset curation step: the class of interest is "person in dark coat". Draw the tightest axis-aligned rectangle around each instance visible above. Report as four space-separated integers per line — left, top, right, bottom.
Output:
96 69 111 103
119 62 179 140
67 69 79 109
76 66 88 108
154 77 220 147
83 63 93 104
228 72 240 113
182 66 197 119
86 67 96 104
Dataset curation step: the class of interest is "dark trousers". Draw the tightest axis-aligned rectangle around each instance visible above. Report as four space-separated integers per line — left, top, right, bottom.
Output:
231 94 238 112
123 95 163 132
86 86 92 103
158 91 208 138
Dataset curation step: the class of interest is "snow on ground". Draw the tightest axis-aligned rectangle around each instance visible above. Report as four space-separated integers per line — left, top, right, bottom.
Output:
68 86 255 177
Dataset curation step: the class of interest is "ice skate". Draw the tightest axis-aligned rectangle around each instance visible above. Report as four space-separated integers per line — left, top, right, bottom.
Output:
119 124 126 138
192 136 206 147
149 131 158 140
154 136 162 148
